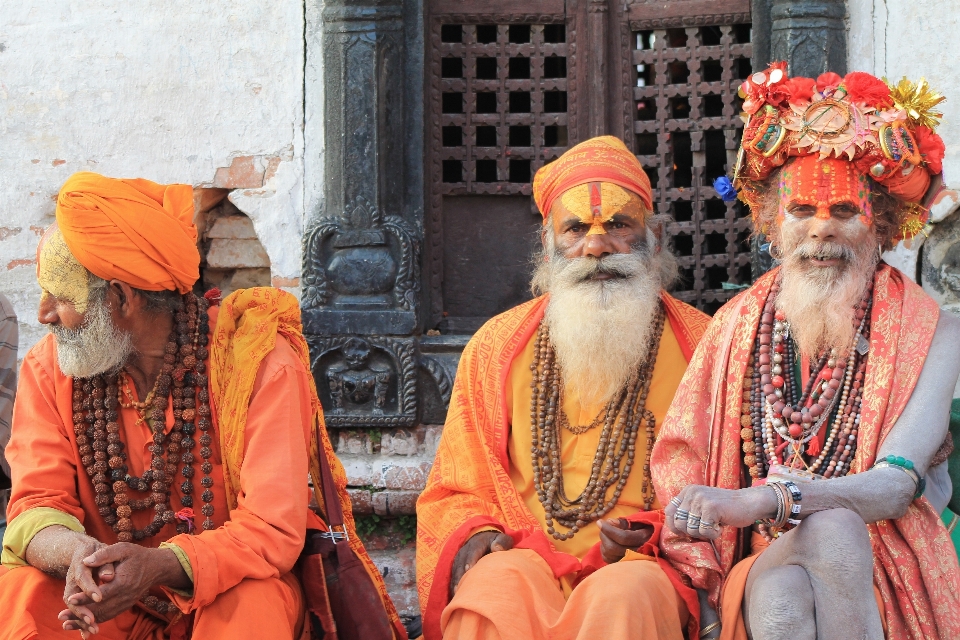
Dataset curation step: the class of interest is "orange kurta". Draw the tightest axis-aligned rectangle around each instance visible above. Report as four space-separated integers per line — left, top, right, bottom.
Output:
651 265 960 640
0 289 404 639
416 293 710 640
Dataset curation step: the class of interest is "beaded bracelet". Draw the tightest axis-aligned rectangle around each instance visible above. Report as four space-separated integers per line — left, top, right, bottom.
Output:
874 455 926 499
781 481 803 526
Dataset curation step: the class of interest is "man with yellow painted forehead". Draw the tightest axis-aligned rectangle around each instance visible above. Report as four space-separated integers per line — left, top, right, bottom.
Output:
0 173 403 639
416 136 712 640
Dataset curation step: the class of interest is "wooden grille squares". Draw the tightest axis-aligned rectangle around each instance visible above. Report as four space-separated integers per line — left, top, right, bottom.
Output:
436 23 570 195
633 24 753 314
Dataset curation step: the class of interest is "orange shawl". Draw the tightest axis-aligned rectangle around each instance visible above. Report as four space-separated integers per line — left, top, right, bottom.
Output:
416 293 710 640
651 265 960 640
210 288 405 639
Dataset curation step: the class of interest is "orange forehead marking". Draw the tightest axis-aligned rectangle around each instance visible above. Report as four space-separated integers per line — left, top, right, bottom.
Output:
778 156 874 226
559 183 641 236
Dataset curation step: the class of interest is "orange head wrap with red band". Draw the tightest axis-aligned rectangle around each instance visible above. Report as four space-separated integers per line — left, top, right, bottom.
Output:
55 172 200 294
532 136 653 221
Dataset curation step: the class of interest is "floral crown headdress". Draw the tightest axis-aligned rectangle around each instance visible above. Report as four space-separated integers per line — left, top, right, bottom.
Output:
720 62 946 242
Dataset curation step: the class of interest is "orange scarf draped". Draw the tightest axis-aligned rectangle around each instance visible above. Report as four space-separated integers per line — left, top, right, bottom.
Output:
209 287 405 639
416 293 709 640
651 265 960 640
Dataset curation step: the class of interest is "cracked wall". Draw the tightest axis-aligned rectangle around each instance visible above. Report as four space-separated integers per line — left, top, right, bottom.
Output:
0 1 313 354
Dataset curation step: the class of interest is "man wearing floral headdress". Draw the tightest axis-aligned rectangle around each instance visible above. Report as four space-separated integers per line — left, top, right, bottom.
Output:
416 136 712 640
652 64 960 640
0 173 404 639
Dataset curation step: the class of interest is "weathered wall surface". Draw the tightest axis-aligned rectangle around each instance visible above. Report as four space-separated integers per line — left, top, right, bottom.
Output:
0 1 309 352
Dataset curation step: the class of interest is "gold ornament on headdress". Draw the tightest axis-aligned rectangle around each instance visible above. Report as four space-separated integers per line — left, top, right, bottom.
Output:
886 77 945 130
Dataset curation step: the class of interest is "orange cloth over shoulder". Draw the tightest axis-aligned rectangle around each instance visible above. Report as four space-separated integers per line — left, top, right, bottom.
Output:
55 172 200 293
532 136 653 219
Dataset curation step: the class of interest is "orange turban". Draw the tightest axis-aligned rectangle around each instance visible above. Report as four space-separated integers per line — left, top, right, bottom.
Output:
55 172 200 294
532 136 653 220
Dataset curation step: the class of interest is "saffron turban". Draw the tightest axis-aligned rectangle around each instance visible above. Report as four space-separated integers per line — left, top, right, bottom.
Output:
532 136 653 220
55 172 200 294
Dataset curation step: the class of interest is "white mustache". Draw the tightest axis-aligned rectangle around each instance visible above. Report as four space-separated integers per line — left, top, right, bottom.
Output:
793 241 854 262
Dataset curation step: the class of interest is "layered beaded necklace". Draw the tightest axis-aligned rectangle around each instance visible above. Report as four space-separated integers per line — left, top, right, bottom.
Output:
73 293 216 553
530 303 665 541
741 278 873 481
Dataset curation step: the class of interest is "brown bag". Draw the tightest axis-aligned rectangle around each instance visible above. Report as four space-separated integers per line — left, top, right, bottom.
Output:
297 421 395 640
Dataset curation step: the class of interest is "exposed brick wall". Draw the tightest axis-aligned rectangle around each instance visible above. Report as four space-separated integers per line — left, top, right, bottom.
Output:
333 424 442 617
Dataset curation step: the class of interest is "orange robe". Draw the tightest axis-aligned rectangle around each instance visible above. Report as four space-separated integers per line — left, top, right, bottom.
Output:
0 289 403 639
416 294 710 640
651 265 960 640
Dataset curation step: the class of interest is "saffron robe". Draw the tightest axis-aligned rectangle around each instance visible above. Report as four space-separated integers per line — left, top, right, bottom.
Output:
0 288 404 639
651 265 960 640
416 293 710 640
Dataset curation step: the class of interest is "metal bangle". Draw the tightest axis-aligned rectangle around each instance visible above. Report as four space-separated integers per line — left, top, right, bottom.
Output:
699 621 722 638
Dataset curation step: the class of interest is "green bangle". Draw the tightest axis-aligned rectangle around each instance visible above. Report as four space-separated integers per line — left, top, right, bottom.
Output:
874 456 926 499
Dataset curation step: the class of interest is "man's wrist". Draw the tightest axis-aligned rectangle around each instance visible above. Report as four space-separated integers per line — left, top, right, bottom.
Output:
152 548 192 591
749 485 779 522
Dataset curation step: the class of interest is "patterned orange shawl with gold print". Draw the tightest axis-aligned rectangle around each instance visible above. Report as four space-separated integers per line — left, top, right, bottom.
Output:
210 288 405 639
416 293 709 640
651 265 960 640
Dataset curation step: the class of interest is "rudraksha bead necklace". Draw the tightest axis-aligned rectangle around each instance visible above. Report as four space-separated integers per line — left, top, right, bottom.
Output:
530 302 665 541
73 293 216 553
740 278 872 481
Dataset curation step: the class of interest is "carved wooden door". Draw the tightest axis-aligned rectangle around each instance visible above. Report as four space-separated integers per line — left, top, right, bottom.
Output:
425 0 753 333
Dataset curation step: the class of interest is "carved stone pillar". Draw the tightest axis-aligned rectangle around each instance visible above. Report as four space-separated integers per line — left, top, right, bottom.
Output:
770 0 846 77
586 0 608 137
303 0 423 428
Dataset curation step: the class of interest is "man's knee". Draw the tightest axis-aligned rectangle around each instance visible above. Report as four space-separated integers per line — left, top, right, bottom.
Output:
194 574 302 637
794 509 873 576
747 565 815 639
577 559 677 609
456 548 550 593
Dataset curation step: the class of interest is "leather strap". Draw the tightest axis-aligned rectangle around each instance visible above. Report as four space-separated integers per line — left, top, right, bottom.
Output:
314 417 345 529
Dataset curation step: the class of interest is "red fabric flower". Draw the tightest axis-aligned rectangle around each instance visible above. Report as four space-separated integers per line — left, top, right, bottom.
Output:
842 71 893 108
915 126 945 174
784 77 816 105
741 61 790 114
816 72 842 94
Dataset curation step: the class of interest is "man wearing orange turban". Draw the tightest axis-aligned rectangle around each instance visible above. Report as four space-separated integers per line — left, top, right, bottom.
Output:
0 173 404 639
416 136 713 640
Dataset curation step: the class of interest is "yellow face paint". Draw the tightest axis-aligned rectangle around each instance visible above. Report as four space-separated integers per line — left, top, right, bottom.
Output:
38 229 93 313
557 182 645 235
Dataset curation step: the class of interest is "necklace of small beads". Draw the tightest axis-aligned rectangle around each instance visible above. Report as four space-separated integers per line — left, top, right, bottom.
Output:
740 278 872 481
530 302 665 541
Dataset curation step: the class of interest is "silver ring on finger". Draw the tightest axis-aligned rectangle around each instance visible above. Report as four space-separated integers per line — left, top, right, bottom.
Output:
687 515 702 528
699 520 716 529
669 496 682 508
675 509 689 520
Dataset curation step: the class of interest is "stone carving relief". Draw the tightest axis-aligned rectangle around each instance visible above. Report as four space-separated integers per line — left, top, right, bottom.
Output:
310 335 418 428
921 207 960 316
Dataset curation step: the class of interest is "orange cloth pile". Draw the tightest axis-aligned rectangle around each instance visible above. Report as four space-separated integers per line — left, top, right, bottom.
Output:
416 294 710 640
651 265 960 640
55 172 200 293
532 136 654 218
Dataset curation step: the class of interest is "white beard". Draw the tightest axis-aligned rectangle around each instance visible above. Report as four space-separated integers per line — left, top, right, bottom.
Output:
52 294 133 378
533 242 664 407
777 239 878 358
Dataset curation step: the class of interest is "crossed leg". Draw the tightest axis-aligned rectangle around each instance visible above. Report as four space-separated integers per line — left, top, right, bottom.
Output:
742 508 883 640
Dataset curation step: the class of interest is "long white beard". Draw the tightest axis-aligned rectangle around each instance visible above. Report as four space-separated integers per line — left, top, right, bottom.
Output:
777 239 878 357
52 295 133 378
533 244 663 407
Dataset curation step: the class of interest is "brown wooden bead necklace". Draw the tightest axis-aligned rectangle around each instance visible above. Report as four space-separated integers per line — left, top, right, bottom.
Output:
530 302 665 541
73 293 216 562
740 278 872 482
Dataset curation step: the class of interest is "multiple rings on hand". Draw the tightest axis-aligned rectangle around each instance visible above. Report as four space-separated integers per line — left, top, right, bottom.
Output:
675 509 690 520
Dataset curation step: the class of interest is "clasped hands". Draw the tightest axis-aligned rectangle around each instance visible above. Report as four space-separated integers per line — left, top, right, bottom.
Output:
449 519 654 597
664 484 778 540
57 536 188 637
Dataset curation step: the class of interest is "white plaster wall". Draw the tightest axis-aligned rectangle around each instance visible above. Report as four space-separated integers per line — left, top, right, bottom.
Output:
0 1 312 354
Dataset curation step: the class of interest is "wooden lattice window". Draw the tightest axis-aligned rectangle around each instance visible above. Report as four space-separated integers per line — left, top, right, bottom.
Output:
632 23 753 314
435 22 572 196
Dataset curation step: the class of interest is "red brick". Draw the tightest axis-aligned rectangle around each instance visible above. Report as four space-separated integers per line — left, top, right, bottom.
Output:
212 156 264 189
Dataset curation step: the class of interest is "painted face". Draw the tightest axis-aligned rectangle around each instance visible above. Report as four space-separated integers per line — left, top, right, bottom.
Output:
555 182 646 233
778 156 873 225
38 227 93 313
